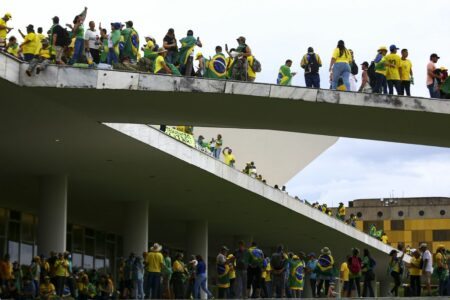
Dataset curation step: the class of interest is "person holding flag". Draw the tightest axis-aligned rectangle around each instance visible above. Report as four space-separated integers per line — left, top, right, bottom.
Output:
204 46 227 79
178 29 202 76
121 21 139 63
315 247 335 297
288 255 305 298
277 59 296 85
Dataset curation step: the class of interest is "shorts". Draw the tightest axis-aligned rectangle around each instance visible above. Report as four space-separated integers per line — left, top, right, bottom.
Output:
423 271 432 284
342 281 350 292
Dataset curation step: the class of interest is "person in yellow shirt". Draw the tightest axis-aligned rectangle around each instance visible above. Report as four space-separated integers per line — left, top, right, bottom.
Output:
381 232 388 244
172 253 187 299
222 147 235 167
54 253 69 296
6 36 19 58
154 48 172 74
407 250 422 296
19 24 38 61
0 13 13 48
26 39 53 77
145 243 164 298
385 45 403 95
247 55 256 82
340 256 350 297
337 202 346 221
399 48 413 96
329 40 352 91
40 276 56 300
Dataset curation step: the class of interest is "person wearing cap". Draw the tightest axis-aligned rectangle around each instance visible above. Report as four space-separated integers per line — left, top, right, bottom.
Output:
347 248 362 297
399 49 413 96
84 21 100 64
195 52 207 77
305 253 318 297
222 147 235 167
316 247 334 297
25 38 53 77
301 47 322 88
18 25 38 62
427 53 441 98
226 36 252 81
172 253 187 299
121 20 139 63
329 40 352 91
277 59 296 86
419 243 433 296
107 23 122 65
216 246 231 298
49 17 67 65
163 28 178 64
178 30 202 76
287 254 304 298
373 46 388 94
0 13 13 49
154 47 172 75
407 249 422 296
145 243 164 299
388 249 402 296
5 36 19 58
384 45 403 95
39 275 56 300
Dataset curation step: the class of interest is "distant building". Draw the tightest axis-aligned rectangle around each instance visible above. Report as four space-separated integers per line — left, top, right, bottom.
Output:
346 197 450 252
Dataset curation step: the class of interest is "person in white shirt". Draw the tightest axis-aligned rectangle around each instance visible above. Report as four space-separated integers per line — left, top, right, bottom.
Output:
420 243 433 296
84 21 100 64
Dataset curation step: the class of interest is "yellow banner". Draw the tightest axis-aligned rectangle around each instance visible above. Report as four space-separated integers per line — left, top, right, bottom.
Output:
165 127 196 148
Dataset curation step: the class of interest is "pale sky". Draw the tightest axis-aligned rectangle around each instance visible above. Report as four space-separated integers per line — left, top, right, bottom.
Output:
2 0 450 206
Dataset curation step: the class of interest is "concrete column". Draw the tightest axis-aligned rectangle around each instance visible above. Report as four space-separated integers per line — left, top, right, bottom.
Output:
379 280 390 297
38 175 67 255
123 201 149 256
187 220 208 299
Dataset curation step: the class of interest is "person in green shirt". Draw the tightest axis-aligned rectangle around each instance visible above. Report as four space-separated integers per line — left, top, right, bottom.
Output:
178 29 202 76
108 23 122 65
121 21 139 63
373 46 388 94
288 255 304 298
162 249 173 299
68 9 87 65
277 59 296 85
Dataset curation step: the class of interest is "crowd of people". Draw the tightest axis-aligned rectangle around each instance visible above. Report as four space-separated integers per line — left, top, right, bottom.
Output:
1 10 449 99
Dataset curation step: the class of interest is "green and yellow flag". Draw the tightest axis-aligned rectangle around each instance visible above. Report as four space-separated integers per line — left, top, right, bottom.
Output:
205 53 227 79
277 65 293 86
178 36 197 65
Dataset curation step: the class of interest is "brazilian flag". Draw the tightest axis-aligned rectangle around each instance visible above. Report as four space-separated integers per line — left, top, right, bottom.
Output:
316 254 334 275
205 53 227 79
168 63 181 76
441 77 450 95
178 36 197 65
277 65 293 86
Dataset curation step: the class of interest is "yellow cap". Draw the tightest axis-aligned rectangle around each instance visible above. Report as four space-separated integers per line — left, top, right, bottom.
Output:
227 254 234 259
195 52 203 60
4 12 12 19
378 46 388 52
292 255 299 260
440 67 448 71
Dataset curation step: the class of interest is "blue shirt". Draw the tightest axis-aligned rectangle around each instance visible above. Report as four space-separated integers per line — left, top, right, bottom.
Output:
196 260 206 275
307 259 318 279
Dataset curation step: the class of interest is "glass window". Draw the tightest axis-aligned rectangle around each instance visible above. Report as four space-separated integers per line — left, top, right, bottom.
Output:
84 255 94 270
96 232 105 256
8 222 20 242
8 240 19 262
21 213 35 243
0 208 7 236
67 233 72 252
391 220 405 230
0 237 5 257
73 225 84 252
433 230 450 241
95 257 105 270
9 210 21 221
72 253 82 268
117 236 123 258
85 238 94 256
20 243 33 265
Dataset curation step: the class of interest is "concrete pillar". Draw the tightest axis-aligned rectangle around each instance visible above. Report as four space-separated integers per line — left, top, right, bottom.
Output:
187 220 208 299
38 175 67 255
123 201 149 256
379 280 390 297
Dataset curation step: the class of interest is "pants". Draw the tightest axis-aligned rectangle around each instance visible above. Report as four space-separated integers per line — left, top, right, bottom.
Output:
218 287 229 299
214 148 221 159
387 79 401 95
347 277 361 297
23 53 35 62
349 74 358 91
166 51 177 64
232 57 248 81
290 289 302 298
171 273 185 299
272 274 285 298
438 277 449 296
69 38 84 64
234 269 247 298
309 278 317 297
428 83 441 98
390 271 401 296
134 278 144 299
373 73 388 94
316 279 330 297
147 272 161 299
143 271 150 298
399 80 411 96
27 58 50 74
53 46 64 63
362 274 374 297
247 267 262 291
332 62 350 90
305 73 320 88
194 273 212 299
89 48 100 64
107 48 119 65
410 275 421 297
55 276 65 296
264 281 272 298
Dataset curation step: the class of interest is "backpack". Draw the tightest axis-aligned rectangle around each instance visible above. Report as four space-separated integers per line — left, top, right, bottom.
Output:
349 256 361 274
251 57 262 73
307 54 320 74
271 252 284 270
351 61 359 75
369 257 376 269
368 62 376 88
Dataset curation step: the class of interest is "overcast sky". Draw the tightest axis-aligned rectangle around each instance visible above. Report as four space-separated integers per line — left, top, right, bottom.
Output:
2 0 450 206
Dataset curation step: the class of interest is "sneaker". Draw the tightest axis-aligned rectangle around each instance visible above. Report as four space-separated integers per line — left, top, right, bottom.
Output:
36 67 41 74
25 70 32 77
